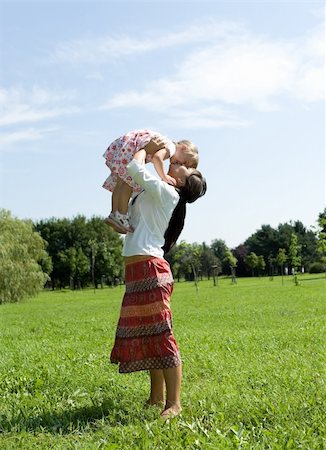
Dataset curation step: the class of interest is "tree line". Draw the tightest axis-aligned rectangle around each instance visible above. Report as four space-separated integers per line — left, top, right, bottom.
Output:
0 211 123 303
35 215 124 290
166 215 325 282
0 208 325 303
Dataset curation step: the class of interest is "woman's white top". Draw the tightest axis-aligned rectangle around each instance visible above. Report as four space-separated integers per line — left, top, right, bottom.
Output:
122 160 180 258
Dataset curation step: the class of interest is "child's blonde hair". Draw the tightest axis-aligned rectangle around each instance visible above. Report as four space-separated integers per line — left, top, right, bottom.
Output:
177 140 199 169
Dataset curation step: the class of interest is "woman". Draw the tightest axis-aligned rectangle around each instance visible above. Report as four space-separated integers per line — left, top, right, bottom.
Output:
110 151 207 418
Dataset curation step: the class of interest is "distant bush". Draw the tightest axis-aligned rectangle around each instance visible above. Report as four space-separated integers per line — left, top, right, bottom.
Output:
308 262 325 274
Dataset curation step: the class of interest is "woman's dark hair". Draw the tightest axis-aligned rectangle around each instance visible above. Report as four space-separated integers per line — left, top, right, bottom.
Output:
162 170 207 254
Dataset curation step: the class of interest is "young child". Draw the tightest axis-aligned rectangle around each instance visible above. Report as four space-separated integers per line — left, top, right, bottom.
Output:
102 129 199 233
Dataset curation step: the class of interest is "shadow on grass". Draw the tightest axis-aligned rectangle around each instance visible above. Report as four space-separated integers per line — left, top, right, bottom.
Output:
299 276 326 282
4 398 133 434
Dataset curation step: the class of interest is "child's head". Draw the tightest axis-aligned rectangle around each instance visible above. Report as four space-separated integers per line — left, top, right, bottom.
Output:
171 140 199 169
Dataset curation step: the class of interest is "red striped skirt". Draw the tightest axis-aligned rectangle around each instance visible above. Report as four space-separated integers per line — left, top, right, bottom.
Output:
110 257 181 373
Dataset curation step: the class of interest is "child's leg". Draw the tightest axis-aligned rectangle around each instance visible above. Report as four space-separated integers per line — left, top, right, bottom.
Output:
147 369 165 406
112 177 133 214
161 365 182 417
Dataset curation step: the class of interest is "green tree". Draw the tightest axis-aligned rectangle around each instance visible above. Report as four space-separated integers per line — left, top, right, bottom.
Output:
277 248 288 286
244 222 316 271
267 253 276 280
233 244 250 277
289 233 301 285
316 209 326 276
173 241 202 289
0 210 50 303
257 255 266 276
35 216 123 289
59 247 90 290
200 242 221 280
210 239 229 274
245 225 279 262
85 217 123 287
245 252 259 277
35 217 71 288
224 248 238 284
278 221 316 269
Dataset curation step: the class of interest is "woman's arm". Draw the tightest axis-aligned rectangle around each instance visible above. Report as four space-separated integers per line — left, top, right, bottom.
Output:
127 160 179 205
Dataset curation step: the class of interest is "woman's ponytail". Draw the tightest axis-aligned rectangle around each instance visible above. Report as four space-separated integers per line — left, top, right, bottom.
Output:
162 171 207 254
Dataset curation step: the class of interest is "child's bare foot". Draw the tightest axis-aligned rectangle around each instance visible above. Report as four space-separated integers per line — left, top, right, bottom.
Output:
161 403 182 420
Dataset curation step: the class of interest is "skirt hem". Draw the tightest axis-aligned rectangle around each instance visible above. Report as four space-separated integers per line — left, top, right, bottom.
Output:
111 354 181 373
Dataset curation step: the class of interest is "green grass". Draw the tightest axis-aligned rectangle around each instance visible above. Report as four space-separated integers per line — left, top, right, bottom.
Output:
0 275 325 449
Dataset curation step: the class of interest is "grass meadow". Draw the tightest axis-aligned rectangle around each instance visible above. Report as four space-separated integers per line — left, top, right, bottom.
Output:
0 274 325 449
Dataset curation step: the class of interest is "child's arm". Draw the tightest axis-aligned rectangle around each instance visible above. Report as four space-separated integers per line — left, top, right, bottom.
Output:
133 149 147 165
152 149 176 186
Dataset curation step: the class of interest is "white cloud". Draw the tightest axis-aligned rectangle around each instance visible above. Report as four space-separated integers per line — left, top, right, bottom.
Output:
49 20 243 64
294 67 325 102
0 127 56 149
0 87 80 127
45 18 326 129
288 25 325 102
0 104 80 127
162 106 253 129
100 22 324 119
175 40 297 107
303 24 325 60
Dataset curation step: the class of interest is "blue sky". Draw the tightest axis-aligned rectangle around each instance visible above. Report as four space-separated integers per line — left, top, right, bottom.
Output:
0 1 324 248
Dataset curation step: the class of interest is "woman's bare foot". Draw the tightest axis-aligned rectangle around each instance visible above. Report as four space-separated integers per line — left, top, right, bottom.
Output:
161 403 182 419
